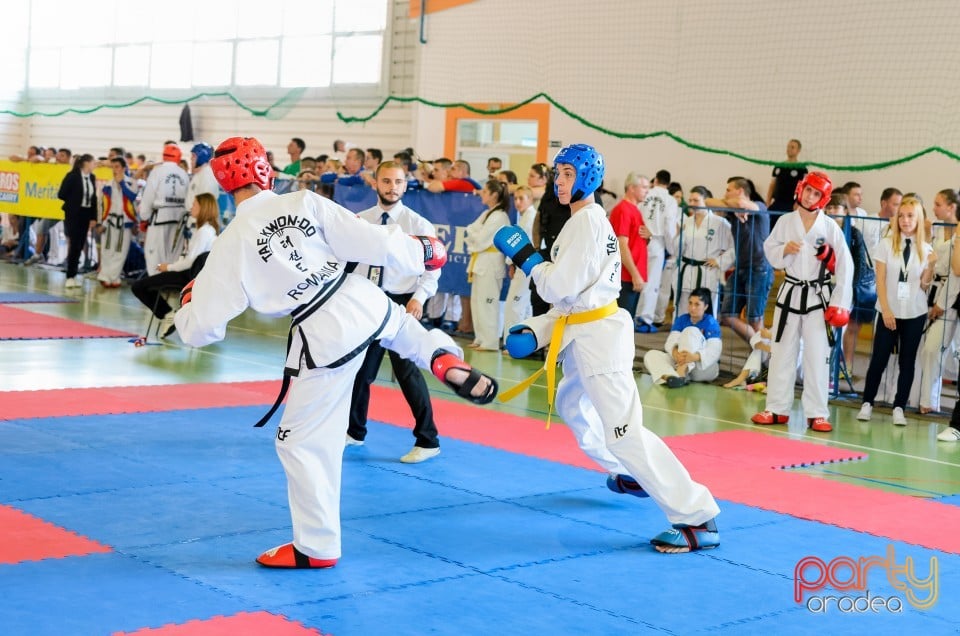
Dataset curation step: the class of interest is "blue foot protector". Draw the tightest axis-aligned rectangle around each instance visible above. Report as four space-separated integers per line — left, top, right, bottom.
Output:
651 518 719 553
606 474 650 498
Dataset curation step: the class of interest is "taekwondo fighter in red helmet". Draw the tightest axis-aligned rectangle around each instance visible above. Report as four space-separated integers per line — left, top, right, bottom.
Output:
175 137 497 569
752 171 853 432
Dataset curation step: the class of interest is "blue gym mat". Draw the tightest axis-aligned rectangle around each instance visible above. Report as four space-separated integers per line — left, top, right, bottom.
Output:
0 407 956 635
0 292 75 303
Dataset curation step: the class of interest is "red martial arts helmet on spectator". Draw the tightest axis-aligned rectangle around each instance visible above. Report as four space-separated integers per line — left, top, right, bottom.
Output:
162 143 182 163
794 171 832 212
211 137 274 193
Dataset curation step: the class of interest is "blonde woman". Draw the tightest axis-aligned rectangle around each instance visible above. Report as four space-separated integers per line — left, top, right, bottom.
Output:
857 198 936 425
132 192 220 338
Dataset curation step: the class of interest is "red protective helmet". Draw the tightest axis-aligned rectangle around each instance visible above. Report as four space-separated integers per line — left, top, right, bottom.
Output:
211 137 273 193
162 143 182 163
794 171 833 211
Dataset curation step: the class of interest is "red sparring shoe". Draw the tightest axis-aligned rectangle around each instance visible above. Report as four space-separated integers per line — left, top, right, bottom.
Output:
808 417 833 432
751 411 789 425
255 543 338 569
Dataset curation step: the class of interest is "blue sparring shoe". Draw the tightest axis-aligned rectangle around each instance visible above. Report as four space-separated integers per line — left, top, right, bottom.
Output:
606 474 650 498
634 318 649 334
651 518 719 553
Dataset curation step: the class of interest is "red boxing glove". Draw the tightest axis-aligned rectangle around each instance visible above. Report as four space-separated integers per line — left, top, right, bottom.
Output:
414 235 447 271
180 279 195 306
815 243 836 274
823 306 850 327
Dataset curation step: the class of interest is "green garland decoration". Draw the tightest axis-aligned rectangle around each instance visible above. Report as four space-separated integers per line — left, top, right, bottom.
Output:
5 90 957 171
1 91 303 119
337 92 960 172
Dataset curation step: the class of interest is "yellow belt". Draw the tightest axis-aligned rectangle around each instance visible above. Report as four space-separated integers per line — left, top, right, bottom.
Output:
467 246 500 283
499 300 619 428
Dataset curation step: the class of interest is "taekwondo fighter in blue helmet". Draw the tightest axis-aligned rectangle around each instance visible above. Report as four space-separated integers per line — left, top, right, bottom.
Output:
175 136 497 568
494 143 721 552
185 142 219 212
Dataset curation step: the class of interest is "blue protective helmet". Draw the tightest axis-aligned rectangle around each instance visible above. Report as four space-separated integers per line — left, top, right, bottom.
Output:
552 143 604 202
191 142 214 167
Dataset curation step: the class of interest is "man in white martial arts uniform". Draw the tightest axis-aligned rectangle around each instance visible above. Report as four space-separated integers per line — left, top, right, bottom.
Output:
635 170 679 333
751 172 853 432
175 137 497 569
139 143 189 273
494 143 720 553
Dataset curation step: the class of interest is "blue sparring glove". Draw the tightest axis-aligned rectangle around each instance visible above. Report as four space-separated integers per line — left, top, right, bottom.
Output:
505 324 538 359
494 225 543 276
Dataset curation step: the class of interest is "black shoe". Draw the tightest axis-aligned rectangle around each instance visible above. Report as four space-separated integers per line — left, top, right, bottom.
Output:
665 376 689 388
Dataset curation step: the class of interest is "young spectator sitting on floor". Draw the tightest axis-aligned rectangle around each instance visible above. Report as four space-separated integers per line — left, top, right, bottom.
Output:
723 326 772 389
643 287 722 388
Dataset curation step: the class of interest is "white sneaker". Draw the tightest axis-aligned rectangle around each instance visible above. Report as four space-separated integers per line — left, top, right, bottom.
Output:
158 313 176 339
345 434 364 447
892 407 907 426
24 253 44 266
64 277 80 289
400 446 440 464
937 427 960 442
856 402 872 421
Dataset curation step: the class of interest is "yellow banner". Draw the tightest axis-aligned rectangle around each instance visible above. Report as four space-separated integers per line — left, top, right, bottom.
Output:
0 161 113 220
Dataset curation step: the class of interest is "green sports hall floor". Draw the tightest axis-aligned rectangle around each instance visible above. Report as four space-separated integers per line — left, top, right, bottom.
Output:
2 261 958 501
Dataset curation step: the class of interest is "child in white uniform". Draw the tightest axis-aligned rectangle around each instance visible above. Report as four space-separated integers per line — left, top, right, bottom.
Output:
465 179 509 350
752 172 853 433
495 144 720 553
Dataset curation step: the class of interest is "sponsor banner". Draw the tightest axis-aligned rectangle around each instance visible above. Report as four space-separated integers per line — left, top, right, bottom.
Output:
0 161 112 220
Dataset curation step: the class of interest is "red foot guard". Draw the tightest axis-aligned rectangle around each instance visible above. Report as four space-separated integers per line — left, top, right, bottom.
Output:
255 543 337 569
807 417 833 432
751 411 789 425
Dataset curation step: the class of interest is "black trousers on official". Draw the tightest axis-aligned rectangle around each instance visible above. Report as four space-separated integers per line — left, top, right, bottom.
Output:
65 210 94 279
348 291 440 448
861 314 926 409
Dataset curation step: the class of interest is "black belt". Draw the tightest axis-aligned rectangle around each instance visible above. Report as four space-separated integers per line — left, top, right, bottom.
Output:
928 274 946 307
254 273 387 428
679 257 707 291
774 274 832 343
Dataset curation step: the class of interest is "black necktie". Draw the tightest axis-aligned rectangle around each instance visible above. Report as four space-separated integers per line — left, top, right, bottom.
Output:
381 212 389 225
900 238 911 282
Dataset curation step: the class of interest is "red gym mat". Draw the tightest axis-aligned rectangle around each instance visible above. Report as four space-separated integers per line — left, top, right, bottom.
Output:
116 611 326 635
0 381 281 421
0 504 111 564
0 305 135 340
